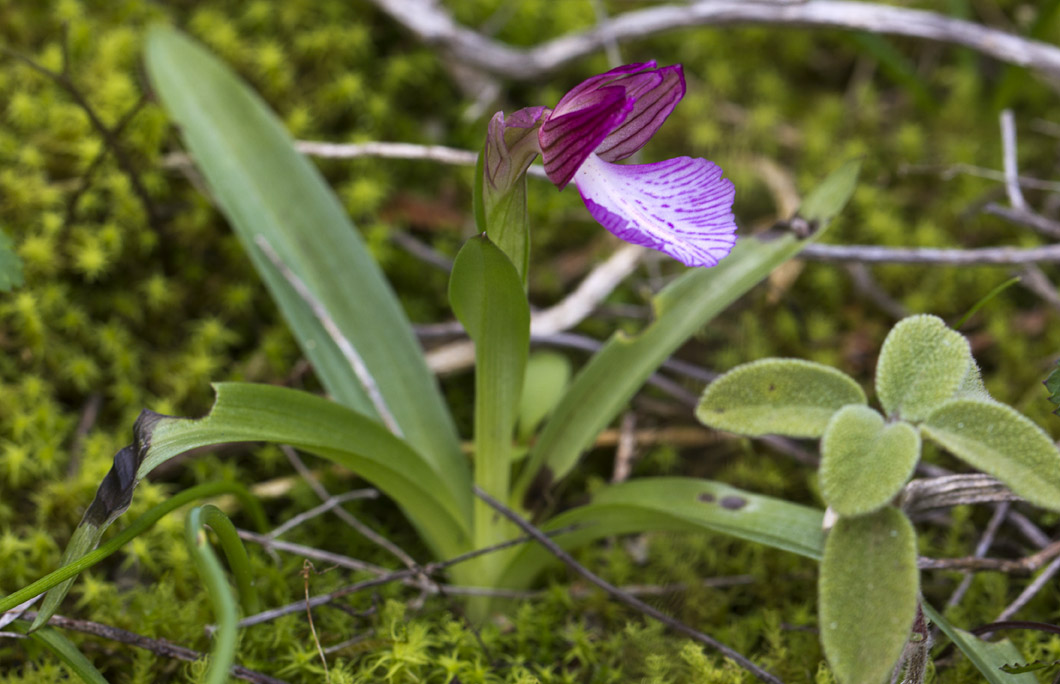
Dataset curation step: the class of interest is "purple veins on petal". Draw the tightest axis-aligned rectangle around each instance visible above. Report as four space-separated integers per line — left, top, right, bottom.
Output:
596 65 685 162
574 154 737 268
540 86 632 189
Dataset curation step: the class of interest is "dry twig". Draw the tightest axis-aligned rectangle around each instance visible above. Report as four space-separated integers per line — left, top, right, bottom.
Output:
472 486 783 684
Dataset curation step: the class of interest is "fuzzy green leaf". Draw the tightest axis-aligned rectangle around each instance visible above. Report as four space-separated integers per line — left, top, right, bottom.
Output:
145 27 466 491
875 315 972 422
1045 361 1060 414
819 405 920 516
922 604 1036 684
819 507 919 684
517 352 572 442
921 398 1060 512
697 359 866 438
498 477 825 590
513 160 862 504
0 231 24 292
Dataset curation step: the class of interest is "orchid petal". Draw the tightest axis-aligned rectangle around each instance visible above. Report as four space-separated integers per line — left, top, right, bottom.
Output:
596 65 685 162
540 86 632 189
574 154 737 268
555 61 657 107
485 106 547 192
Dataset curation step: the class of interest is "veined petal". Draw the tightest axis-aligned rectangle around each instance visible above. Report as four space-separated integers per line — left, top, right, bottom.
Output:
555 61 657 107
485 106 547 192
540 86 632 189
574 154 737 267
596 65 685 162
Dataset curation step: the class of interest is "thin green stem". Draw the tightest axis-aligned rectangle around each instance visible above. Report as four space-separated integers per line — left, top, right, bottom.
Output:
185 506 239 684
192 505 260 615
0 481 264 615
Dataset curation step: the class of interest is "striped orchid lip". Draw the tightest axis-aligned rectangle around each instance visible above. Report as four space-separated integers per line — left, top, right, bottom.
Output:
487 62 738 268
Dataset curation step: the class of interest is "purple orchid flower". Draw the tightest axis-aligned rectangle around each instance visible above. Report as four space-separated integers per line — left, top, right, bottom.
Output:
487 62 737 268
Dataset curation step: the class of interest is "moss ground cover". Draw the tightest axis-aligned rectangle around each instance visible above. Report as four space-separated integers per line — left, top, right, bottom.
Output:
3 0 1060 681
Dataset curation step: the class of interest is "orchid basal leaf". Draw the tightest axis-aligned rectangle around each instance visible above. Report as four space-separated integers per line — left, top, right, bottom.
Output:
574 154 737 268
922 604 1036 684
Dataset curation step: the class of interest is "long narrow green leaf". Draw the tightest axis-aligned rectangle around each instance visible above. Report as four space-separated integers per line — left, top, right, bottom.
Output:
26 626 109 684
33 384 472 630
144 27 466 495
22 481 262 630
185 506 240 684
498 477 824 590
514 160 862 504
923 604 1036 684
449 236 529 570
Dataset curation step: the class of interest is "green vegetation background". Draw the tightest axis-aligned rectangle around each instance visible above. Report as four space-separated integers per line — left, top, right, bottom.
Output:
2 0 1060 681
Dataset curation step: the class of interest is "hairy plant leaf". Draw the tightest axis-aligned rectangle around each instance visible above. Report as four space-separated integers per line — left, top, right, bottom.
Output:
1045 360 1060 415
0 231 24 292
922 604 1036 684
819 405 919 516
921 398 1060 512
145 27 465 487
518 351 572 442
697 359 866 438
875 315 971 422
449 235 529 560
819 507 918 684
499 477 825 590
514 159 863 503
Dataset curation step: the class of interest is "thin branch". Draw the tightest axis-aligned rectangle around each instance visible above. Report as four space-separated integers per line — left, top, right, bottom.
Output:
984 203 1060 240
1019 263 1060 312
997 554 1060 621
266 488 380 540
946 502 1010 609
919 538 1060 574
1000 110 1028 211
367 0 1060 80
799 243 1060 265
254 235 403 436
238 529 391 576
15 612 288 684
471 486 783 684
898 162 1060 194
2 48 159 224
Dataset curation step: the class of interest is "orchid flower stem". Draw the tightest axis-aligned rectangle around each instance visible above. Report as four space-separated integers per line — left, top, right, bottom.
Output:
0 481 264 616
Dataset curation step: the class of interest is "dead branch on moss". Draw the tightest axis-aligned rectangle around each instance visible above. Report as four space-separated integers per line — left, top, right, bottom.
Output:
13 612 288 684
799 243 1060 265
1 42 159 226
472 485 784 684
919 538 1060 575
368 0 1060 81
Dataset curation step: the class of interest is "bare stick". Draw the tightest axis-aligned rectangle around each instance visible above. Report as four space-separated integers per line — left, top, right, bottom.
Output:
266 489 379 540
919 539 1060 574
945 502 1010 608
997 554 1060 621
1019 264 1060 312
238 529 391 576
899 162 1060 193
15 612 287 684
472 486 783 684
280 446 419 570
984 203 1060 240
2 48 159 224
1000 110 1027 211
254 235 403 436
799 242 1060 265
368 0 1060 80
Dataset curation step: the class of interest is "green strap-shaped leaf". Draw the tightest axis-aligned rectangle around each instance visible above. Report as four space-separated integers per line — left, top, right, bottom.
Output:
697 359 866 438
497 477 825 590
35 383 473 630
25 626 109 684
922 604 1036 684
819 507 919 684
0 231 24 292
921 398 1060 512
144 27 466 493
819 405 920 516
875 315 972 422
517 352 572 442
514 159 863 505
449 235 529 568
